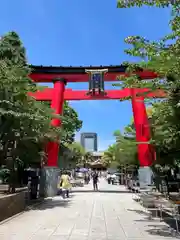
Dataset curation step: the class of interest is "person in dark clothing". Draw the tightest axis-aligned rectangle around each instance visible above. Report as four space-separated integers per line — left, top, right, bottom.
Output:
92 171 99 191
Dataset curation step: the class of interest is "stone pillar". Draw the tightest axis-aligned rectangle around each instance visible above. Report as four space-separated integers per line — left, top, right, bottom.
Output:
39 167 60 198
131 89 155 188
40 78 66 197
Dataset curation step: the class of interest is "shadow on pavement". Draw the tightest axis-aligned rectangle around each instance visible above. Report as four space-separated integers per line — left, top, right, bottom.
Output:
127 208 150 216
29 195 74 211
127 208 180 238
72 190 130 194
146 224 180 238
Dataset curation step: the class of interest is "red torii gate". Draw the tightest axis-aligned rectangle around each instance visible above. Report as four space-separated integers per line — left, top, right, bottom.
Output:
29 65 165 169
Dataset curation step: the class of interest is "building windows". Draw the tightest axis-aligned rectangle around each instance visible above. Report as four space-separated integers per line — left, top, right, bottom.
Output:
80 133 98 152
84 138 94 152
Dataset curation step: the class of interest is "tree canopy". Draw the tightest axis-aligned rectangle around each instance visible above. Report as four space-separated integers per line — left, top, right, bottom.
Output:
0 32 82 187
62 101 82 144
103 126 139 169
64 142 93 166
115 0 180 169
117 0 177 8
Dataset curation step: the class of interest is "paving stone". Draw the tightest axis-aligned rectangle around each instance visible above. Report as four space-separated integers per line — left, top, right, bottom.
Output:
69 236 88 240
48 235 69 240
0 179 178 240
88 236 107 240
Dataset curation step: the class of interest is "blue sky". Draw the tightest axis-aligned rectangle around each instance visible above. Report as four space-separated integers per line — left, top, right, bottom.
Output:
0 0 171 150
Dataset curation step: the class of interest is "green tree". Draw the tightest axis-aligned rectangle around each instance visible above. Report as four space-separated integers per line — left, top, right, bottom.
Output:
0 32 62 191
0 32 82 191
114 130 139 166
115 1 180 169
103 128 139 168
84 151 93 164
63 143 93 168
61 101 82 144
64 142 85 166
103 144 120 168
117 0 176 8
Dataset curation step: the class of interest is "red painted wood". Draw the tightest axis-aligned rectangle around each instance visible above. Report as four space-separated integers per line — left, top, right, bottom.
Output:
47 81 65 167
28 88 54 101
131 89 155 167
28 88 166 101
29 70 158 83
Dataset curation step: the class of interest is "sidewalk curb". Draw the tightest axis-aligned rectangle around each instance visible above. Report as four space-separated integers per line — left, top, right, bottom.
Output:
0 199 44 225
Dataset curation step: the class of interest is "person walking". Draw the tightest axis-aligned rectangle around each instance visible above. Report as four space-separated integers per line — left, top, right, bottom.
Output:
84 173 90 184
60 171 72 198
107 172 111 184
92 171 99 191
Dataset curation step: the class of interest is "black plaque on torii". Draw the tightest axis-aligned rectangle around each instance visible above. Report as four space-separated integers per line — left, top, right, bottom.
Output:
85 69 108 96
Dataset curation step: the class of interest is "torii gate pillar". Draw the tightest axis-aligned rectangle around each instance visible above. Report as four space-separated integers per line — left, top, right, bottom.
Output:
131 89 155 187
47 78 66 167
40 78 66 198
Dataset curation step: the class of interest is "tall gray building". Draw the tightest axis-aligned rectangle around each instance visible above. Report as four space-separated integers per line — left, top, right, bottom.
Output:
80 133 98 152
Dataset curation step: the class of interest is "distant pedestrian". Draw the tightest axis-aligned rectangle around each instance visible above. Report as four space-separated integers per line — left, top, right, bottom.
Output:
60 171 72 198
107 172 111 184
92 171 99 191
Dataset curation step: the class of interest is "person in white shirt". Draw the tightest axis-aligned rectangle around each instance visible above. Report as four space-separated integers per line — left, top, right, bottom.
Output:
111 174 117 185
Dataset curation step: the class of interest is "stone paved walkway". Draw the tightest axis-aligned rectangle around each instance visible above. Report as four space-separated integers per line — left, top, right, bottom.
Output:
0 179 179 240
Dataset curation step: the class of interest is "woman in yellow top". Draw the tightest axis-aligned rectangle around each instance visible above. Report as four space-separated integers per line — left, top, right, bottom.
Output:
60 171 72 198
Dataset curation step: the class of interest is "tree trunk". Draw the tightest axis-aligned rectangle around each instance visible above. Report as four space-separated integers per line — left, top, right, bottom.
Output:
7 157 16 193
6 142 16 194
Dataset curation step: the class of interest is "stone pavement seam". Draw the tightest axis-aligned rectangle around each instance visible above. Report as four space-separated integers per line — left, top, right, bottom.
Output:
87 198 95 239
67 206 82 240
0 180 178 240
116 208 128 238
116 202 145 239
101 201 108 239
34 205 62 239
